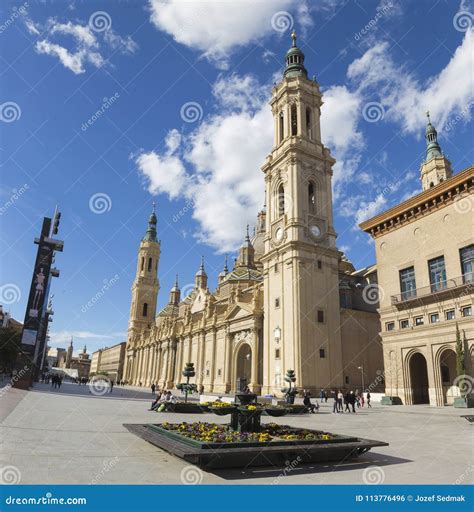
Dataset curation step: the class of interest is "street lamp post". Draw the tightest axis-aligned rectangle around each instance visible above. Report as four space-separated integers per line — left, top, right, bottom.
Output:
357 365 365 393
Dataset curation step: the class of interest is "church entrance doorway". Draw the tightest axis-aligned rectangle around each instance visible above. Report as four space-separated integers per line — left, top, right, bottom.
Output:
409 352 429 404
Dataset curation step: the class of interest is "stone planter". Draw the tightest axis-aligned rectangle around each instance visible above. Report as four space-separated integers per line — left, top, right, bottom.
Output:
380 396 403 405
454 395 474 408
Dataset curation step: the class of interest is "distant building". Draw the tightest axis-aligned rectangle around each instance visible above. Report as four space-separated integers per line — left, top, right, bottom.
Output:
90 342 126 383
56 339 91 379
0 306 22 332
360 115 473 407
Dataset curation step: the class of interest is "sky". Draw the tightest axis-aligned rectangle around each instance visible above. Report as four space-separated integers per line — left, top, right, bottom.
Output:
1 0 473 355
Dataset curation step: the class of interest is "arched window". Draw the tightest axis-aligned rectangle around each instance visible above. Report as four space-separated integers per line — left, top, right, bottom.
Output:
308 182 315 212
306 107 312 139
142 303 148 317
291 104 297 136
147 257 152 271
277 184 285 217
279 112 284 143
140 257 144 271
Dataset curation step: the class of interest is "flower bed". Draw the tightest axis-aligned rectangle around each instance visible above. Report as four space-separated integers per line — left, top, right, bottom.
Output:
159 421 342 446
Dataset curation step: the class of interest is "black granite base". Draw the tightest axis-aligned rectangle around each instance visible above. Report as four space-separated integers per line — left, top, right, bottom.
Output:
124 423 388 470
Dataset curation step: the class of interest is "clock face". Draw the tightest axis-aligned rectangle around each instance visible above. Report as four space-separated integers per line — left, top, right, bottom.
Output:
275 227 284 241
310 224 321 238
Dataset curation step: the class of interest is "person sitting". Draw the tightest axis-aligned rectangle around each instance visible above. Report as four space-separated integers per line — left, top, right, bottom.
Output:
303 391 319 413
149 392 162 411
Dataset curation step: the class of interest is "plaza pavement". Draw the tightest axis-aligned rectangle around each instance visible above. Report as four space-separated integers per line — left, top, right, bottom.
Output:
0 381 472 485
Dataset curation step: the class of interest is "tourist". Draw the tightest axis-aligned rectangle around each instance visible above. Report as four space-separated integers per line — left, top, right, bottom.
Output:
109 381 114 393
242 385 251 394
303 391 318 413
337 390 344 412
367 391 372 408
149 391 163 411
349 391 356 413
319 389 324 401
344 391 351 412
360 393 365 407
332 392 338 413
151 383 156 396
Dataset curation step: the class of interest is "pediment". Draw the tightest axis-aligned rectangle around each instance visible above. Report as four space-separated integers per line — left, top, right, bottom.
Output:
225 302 253 321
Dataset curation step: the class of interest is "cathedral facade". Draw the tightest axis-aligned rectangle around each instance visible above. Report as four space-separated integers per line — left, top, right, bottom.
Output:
124 34 383 395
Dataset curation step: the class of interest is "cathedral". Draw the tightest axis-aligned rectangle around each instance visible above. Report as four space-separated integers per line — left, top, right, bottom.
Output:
124 33 383 395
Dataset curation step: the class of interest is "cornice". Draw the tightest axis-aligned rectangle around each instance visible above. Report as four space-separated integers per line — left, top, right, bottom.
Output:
359 166 473 238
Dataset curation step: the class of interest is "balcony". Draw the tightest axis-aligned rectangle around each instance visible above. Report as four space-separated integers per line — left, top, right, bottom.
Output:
391 274 474 307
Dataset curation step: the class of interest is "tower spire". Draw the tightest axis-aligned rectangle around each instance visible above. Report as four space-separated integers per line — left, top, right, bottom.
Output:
284 30 307 78
143 203 158 242
420 110 452 190
425 110 442 162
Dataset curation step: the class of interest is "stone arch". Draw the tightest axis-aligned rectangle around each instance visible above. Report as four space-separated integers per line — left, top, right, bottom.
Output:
232 338 252 393
435 345 458 405
406 350 429 404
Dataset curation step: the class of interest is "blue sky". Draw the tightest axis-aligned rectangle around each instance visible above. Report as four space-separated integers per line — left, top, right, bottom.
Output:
1 0 473 354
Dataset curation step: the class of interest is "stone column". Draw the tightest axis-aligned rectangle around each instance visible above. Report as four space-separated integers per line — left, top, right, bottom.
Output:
250 326 261 394
224 327 233 394
209 328 217 393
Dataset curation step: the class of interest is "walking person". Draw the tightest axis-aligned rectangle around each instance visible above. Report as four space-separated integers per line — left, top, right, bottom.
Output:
109 380 114 393
360 393 365 407
337 390 344 412
344 391 351 412
151 383 156 396
366 391 372 408
332 391 338 413
349 391 356 413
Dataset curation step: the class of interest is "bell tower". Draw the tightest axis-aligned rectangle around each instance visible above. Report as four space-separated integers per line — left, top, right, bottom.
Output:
128 204 161 336
261 32 343 394
420 111 452 191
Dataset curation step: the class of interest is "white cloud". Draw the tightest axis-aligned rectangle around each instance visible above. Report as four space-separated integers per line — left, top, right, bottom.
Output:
136 73 272 252
348 30 474 134
135 130 188 199
148 0 309 68
49 330 124 345
26 16 137 74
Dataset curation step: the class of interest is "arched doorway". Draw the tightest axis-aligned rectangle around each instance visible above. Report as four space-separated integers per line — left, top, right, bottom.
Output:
235 344 252 392
439 348 457 405
409 352 429 404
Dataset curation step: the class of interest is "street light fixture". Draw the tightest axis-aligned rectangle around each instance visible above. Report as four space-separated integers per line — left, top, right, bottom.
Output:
357 365 365 393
